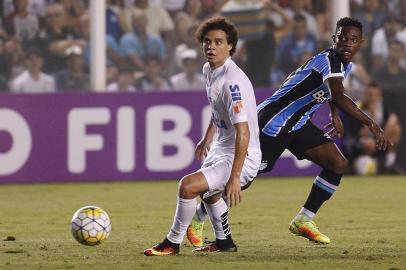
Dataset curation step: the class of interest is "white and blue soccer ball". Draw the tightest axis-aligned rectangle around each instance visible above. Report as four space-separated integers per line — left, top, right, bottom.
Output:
71 206 112 246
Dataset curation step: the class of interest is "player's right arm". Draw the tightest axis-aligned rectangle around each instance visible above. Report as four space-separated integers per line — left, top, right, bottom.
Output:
327 77 391 150
325 100 344 138
195 121 215 161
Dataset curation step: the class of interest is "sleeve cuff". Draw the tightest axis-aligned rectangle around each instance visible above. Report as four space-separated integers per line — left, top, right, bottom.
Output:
323 73 344 82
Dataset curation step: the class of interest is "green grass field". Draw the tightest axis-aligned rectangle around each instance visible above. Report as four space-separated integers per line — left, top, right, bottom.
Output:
0 176 405 270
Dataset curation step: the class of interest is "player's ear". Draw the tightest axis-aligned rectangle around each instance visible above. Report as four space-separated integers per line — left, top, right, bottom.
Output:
228 44 232 52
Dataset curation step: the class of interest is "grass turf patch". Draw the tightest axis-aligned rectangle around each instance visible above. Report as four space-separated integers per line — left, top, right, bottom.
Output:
0 176 405 270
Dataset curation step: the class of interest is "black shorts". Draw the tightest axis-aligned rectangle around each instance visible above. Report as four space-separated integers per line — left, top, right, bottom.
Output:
259 121 333 174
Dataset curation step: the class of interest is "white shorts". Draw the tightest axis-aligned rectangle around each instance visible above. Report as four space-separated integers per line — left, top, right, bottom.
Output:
198 147 261 199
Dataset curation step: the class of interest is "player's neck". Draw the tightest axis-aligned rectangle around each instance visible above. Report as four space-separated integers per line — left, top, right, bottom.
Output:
209 58 229 71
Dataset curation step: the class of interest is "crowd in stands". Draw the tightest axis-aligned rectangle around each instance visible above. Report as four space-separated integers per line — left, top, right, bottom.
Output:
0 0 405 174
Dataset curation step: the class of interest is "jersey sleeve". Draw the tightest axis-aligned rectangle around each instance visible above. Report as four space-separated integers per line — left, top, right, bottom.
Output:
222 81 248 125
314 51 344 82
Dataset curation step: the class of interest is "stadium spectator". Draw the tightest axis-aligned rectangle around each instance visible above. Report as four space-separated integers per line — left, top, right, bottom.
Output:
241 0 289 87
343 53 372 102
122 0 175 42
285 0 320 40
106 64 120 86
157 0 187 16
31 3 84 74
273 14 317 84
170 49 205 90
54 45 90 91
346 83 403 174
352 0 386 37
106 0 124 42
135 56 171 91
199 0 231 18
3 0 40 43
262 0 293 42
124 0 176 63
120 9 166 71
59 0 87 18
372 40 406 95
370 17 406 71
77 12 128 71
10 47 56 93
2 0 47 18
0 38 9 90
174 0 202 46
107 69 137 92
309 0 332 42
4 37 26 79
0 37 11 80
169 23 204 77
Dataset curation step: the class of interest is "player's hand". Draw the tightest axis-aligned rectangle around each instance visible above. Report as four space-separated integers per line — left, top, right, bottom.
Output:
195 138 211 161
324 114 344 138
368 121 393 151
225 176 241 208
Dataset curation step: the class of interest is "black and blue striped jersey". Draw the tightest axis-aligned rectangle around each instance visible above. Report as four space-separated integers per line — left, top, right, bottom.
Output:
258 48 352 137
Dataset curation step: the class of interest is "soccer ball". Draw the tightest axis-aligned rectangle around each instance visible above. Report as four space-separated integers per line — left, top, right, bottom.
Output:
71 206 112 246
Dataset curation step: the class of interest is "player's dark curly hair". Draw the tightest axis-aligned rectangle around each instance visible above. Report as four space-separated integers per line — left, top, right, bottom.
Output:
195 16 238 56
336 17 363 35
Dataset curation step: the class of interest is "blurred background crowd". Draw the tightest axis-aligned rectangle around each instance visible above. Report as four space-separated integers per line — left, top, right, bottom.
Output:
0 0 404 175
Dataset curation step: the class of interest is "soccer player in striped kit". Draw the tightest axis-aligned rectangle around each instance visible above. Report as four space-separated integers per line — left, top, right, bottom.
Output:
187 17 391 245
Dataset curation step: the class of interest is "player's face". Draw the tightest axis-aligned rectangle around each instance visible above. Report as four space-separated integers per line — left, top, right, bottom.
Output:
333 26 363 63
202 30 232 69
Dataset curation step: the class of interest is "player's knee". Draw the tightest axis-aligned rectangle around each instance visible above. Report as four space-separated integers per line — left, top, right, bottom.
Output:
178 176 197 199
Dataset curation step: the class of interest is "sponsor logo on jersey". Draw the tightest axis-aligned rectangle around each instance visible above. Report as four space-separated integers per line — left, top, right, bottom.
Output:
229 84 244 113
229 84 242 101
312 89 326 103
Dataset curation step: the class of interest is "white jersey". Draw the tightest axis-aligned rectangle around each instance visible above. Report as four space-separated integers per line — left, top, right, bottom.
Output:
11 71 56 93
203 58 260 156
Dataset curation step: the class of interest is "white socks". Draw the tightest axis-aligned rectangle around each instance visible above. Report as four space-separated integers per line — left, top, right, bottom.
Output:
195 202 208 222
204 198 230 240
296 207 316 221
167 197 197 244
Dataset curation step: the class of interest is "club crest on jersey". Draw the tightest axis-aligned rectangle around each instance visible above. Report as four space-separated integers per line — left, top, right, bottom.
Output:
229 84 244 113
233 100 244 113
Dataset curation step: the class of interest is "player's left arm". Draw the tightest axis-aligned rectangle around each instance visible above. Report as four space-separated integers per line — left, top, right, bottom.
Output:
222 81 250 207
226 121 250 208
327 77 392 150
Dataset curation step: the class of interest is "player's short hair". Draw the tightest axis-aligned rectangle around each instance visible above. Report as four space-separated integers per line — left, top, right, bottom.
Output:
195 16 238 56
336 17 363 35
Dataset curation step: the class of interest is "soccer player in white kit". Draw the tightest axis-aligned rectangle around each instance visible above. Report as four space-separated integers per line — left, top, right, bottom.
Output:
144 16 261 256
